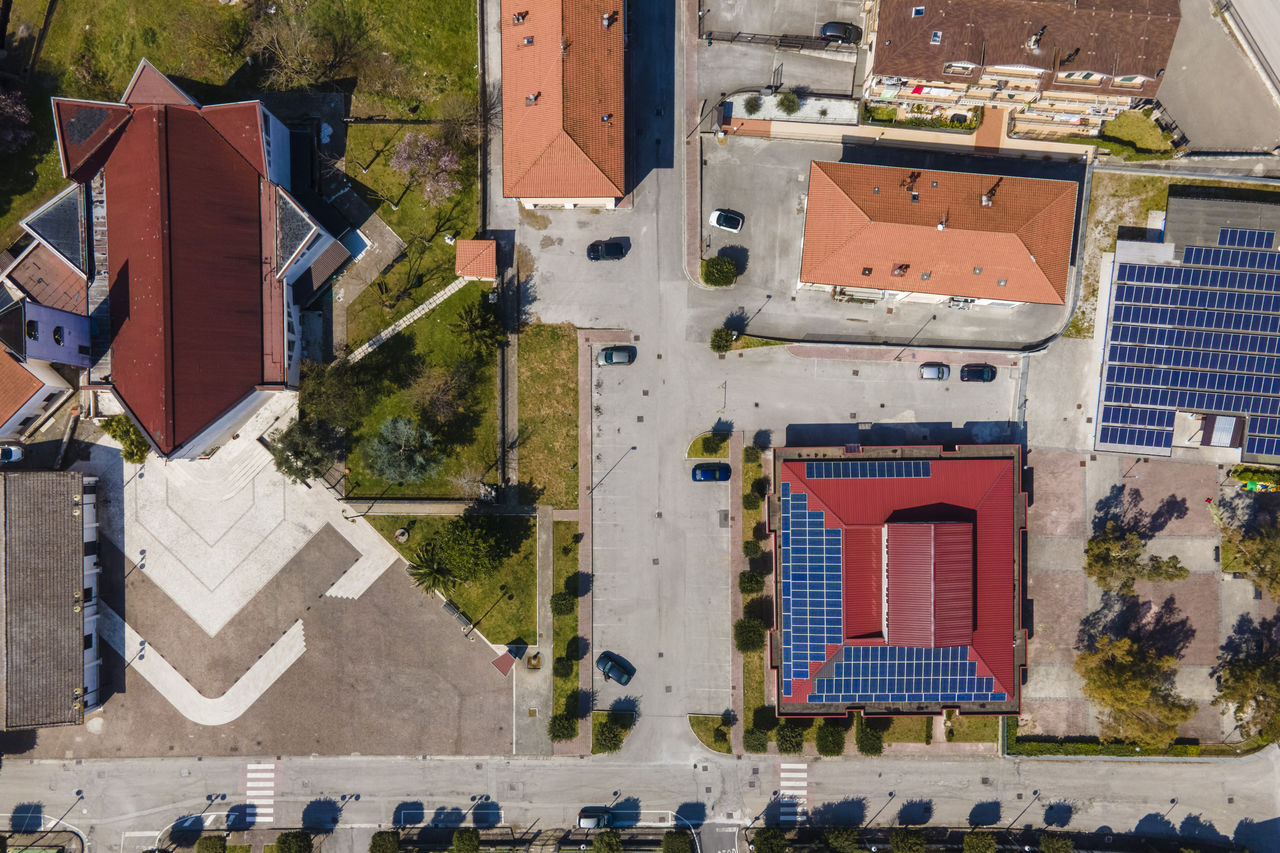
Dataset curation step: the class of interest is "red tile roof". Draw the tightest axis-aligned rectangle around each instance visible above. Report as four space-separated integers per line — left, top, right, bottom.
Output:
50 100 132 183
455 240 498 279
0 352 42 430
800 161 1078 304
201 103 268 176
122 59 199 107
500 0 626 200
3 244 87 315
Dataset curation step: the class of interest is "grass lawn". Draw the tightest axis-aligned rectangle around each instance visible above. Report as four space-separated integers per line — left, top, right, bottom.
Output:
689 715 733 754
687 433 731 459
1102 110 1173 151
945 712 999 743
880 715 931 744
592 710 635 754
552 520 581 722
228 846 252 853
264 845 277 853
345 282 498 498
517 324 579 508
740 445 772 751
369 515 537 647
732 335 787 351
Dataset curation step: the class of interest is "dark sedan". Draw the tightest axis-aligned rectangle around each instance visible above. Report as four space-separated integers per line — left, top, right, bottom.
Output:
692 462 731 482
587 240 626 261
960 363 997 382
595 651 635 685
819 21 862 45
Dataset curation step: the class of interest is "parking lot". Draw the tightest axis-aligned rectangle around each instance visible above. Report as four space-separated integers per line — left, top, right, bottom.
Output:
701 0 864 42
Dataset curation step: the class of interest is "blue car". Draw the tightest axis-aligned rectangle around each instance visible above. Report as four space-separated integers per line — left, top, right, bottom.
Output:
692 463 731 482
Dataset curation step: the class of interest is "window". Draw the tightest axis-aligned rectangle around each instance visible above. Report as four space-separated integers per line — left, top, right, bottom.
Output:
930 31 942 45
53 326 64 346
862 267 874 276
83 634 94 651
873 186 880 194
921 272 931 280
911 192 920 203
973 266 983 275
83 587 94 604
912 5 925 15
943 62 976 76
17 417 35 430
84 540 98 557
931 181 938 188
42 392 59 404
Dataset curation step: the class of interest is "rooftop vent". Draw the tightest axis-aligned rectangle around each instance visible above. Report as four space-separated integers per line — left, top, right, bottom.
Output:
980 194 992 206
862 267 873 276
512 11 527 23
523 36 534 45
1027 25 1046 49
602 12 612 28
891 264 910 277
911 192 920 203
526 92 540 106
973 266 983 275
602 114 613 122
937 217 946 230
997 279 1008 287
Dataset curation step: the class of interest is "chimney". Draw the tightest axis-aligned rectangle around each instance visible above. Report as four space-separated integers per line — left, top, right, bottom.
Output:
526 92 540 106
980 194 992 207
937 217 946 231
523 36 534 45
602 12 611 28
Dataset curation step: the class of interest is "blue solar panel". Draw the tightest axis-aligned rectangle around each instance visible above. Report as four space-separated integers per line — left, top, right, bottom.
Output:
804 460 930 479
804 645 1008 705
1218 228 1276 249
778 489 844 698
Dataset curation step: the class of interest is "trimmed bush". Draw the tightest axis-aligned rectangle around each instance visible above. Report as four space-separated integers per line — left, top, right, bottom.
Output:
594 718 625 752
369 831 400 853
963 832 996 853
743 540 763 559
702 256 738 286
855 714 884 756
711 327 735 353
775 721 804 753
734 616 765 652
551 591 575 616
743 727 769 752
663 831 693 853
751 476 769 498
889 830 924 853
816 721 847 756
825 828 864 853
102 415 151 464
1039 835 1075 853
739 569 765 595
277 832 313 853
552 657 573 678
752 828 789 853
593 830 624 853
752 521 768 541
744 445 762 464
196 838 226 853
775 91 801 115
453 829 480 853
743 95 763 116
548 713 577 742
743 492 762 511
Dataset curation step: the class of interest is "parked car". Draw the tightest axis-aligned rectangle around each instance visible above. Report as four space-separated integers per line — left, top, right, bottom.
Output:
692 462 731 482
960 363 997 382
577 807 613 829
596 346 635 367
819 21 862 44
595 650 635 685
587 240 625 261
919 362 950 380
709 209 744 233
0 445 22 464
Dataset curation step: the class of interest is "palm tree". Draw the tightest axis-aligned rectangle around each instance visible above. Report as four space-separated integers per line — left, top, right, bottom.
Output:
406 541 456 594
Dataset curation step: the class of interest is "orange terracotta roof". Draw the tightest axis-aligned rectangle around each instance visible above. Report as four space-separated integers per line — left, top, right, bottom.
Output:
799 161 1078 304
0 352 42 429
501 0 626 200
455 240 498 279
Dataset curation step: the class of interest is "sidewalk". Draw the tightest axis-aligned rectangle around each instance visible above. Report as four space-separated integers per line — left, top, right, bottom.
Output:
512 505 554 755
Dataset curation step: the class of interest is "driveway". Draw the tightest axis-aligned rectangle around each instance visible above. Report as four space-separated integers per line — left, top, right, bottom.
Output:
702 0 864 43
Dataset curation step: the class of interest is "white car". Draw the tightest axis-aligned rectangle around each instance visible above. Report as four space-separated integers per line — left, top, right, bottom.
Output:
0 445 23 464
709 209 744 233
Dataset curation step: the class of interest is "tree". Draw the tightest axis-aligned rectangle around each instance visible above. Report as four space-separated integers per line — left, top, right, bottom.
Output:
391 132 463 204
551 591 576 615
593 718 625 752
743 540 763 559
824 828 863 853
889 830 924 853
742 728 769 752
451 301 506 355
248 0 372 90
593 831 623 853
743 94 763 116
662 832 692 853
963 833 996 853
365 416 439 484
268 418 341 483
1039 834 1074 853
734 616 765 652
775 720 805 753
710 327 735 353
552 657 573 678
702 256 738 286
1074 635 1195 749
815 720 847 756
453 829 480 853
405 541 458 595
775 91 801 116
752 829 788 853
855 713 884 756
739 570 765 595
1221 523 1280 600
101 415 151 464
369 831 400 853
547 713 577 742
1084 521 1188 594
434 517 506 582
276 832 313 853
298 359 366 434
0 89 32 154
1212 615 1280 741
413 359 479 426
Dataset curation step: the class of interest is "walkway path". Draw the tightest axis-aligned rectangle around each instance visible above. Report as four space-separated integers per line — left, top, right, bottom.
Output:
326 187 406 354
348 277 468 362
512 506 555 755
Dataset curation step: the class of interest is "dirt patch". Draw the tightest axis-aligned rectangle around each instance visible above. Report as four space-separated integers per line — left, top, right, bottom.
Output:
519 204 551 230
539 235 564 249
515 243 536 281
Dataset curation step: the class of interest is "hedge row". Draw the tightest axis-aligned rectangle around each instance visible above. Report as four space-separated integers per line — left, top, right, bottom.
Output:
1003 717 1202 756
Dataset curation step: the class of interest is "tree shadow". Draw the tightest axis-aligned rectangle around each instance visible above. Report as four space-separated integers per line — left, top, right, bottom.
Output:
1179 814 1230 844
10 804 42 834
1233 817 1280 853
745 595 775 630
428 807 465 828
1091 484 1188 539
565 687 595 720
393 802 425 828
1214 614 1279 682
752 705 779 731
226 805 256 831
752 430 772 449
896 800 933 826
723 308 748 334
1134 813 1178 837
473 799 502 828
1043 802 1073 828
717 245 749 276
608 696 640 729
675 802 707 830
612 797 642 828
565 635 590 662
303 798 343 833
0 728 38 756
968 802 1001 827
1076 592 1195 660
566 571 592 596
167 815 204 847
810 798 866 826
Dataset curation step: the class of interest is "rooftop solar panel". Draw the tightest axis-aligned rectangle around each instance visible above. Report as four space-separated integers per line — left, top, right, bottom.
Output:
805 644 1009 705
1218 228 1276 249
804 460 931 479
778 488 844 698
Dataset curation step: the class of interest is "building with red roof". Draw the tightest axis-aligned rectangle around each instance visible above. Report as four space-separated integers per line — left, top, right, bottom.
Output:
0 59 351 458
769 444 1026 717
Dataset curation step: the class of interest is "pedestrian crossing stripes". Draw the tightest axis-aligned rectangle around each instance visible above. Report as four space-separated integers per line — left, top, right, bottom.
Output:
243 763 276 824
778 764 808 825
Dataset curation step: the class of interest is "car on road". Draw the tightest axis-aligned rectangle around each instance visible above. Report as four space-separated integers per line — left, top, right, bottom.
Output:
709 209 744 233
0 445 22 464
960 363 997 382
819 21 862 44
587 240 626 261
577 807 613 829
692 462 731 482
595 650 635 685
919 362 950 380
596 346 635 367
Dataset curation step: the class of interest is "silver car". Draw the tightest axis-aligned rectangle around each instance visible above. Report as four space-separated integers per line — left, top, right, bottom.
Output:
919 362 950 380
596 346 635 366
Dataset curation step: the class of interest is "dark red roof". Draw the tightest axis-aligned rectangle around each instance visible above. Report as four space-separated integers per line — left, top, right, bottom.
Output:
886 523 973 647
843 526 883 639
51 99 132 182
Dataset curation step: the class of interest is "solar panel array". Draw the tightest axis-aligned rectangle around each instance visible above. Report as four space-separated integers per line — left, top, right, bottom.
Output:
779 482 844 699
1218 227 1275 249
807 645 1008 704
804 459 931 479
1098 251 1280 459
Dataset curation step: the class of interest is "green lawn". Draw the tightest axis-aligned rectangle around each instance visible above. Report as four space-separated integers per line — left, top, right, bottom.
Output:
1102 110 1173 151
227 846 251 853
370 515 537 647
732 335 787 351
880 715 931 744
552 520 581 721
740 445 773 751
516 324 579 508
687 433 731 459
689 715 733 754
945 712 999 743
344 282 499 498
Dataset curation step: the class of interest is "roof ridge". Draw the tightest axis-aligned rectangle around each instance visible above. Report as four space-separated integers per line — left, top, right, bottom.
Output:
1015 182 1079 302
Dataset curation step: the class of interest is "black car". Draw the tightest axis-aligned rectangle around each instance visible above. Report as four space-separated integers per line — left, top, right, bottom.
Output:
960 363 997 382
595 651 635 685
819 21 862 45
587 240 626 261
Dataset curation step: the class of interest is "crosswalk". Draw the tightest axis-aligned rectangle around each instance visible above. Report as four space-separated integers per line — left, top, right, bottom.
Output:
244 763 277 824
778 763 808 825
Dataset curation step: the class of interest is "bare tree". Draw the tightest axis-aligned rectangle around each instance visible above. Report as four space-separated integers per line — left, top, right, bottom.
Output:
0 88 31 154
248 0 371 90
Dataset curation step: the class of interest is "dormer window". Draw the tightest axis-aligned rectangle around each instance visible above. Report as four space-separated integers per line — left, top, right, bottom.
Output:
25 320 37 341
912 6 925 16
930 31 942 45
53 326 65 345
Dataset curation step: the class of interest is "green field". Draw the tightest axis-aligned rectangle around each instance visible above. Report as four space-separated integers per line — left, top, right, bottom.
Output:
517 324 580 508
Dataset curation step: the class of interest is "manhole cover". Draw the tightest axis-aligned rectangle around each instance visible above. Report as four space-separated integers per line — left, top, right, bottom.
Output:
719 510 730 528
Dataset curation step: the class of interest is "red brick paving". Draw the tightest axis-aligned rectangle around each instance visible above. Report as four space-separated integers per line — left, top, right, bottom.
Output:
1027 450 1086 537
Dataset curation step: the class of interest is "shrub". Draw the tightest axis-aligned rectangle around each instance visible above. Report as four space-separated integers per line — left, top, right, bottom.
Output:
663 831 693 853
743 492 762 511
552 657 573 678
101 415 151 464
744 445 762 463
751 476 769 498
702 256 738 286
196 838 226 853
743 727 769 752
963 832 996 853
825 827 864 853
889 830 924 853
369 831 400 853
548 713 577 742
594 718 625 752
739 569 765 595
713 726 729 744
855 714 884 756
816 721 847 756
923 717 933 745
743 94 763 115
753 828 789 853
775 721 804 753
551 591 575 616
752 521 768 541
593 830 624 853
776 91 801 115
743 540 763 559
711 327 735 353
453 829 480 853
277 832 313 853
734 616 765 652
1039 835 1074 853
